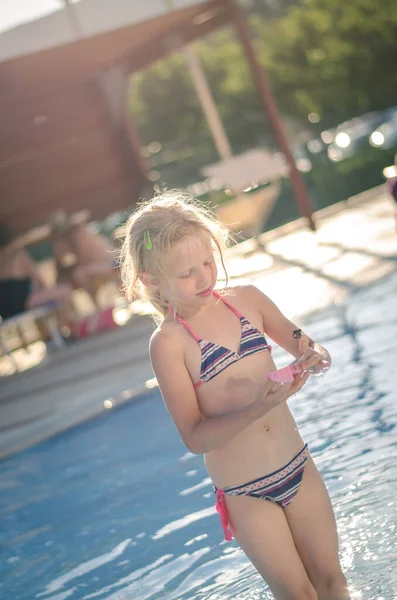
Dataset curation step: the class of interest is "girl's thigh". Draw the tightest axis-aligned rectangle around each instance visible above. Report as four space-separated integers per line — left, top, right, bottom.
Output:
225 494 317 600
283 455 344 588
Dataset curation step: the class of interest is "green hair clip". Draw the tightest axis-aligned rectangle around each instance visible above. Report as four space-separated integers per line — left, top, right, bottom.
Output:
144 230 153 250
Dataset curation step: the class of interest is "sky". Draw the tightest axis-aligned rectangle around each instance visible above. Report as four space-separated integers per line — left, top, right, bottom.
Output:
0 0 81 33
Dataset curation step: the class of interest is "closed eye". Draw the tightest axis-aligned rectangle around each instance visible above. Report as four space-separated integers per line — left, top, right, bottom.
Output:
179 257 213 278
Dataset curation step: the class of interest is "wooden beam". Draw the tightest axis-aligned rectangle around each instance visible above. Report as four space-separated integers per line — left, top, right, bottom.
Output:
0 1 230 102
5 179 134 235
229 0 315 230
123 3 232 74
0 108 108 163
97 66 147 200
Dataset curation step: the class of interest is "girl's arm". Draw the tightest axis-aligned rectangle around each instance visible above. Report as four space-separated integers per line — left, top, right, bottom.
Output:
150 329 300 455
245 285 331 373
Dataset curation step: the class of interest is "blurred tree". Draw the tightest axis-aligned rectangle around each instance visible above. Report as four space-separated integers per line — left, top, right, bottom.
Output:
129 0 397 150
130 53 203 147
129 28 268 151
240 0 301 18
257 0 397 126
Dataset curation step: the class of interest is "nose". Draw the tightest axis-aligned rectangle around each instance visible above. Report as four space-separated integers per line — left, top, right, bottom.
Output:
196 268 209 290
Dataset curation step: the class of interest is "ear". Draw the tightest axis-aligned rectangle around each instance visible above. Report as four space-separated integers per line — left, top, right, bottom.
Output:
139 272 158 289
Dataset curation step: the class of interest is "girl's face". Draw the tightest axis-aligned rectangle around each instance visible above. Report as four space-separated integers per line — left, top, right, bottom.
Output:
162 233 218 315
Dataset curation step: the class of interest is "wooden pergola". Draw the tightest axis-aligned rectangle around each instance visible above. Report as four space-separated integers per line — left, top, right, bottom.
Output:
0 0 314 237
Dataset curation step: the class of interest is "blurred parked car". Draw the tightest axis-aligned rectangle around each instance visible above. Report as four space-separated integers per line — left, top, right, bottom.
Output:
369 113 397 150
323 107 397 162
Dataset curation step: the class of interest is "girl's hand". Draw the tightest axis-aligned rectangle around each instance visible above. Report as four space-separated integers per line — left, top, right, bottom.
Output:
255 379 293 413
225 377 292 415
288 369 310 397
296 333 330 376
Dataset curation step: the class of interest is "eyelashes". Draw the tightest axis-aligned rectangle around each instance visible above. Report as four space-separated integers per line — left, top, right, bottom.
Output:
179 260 213 279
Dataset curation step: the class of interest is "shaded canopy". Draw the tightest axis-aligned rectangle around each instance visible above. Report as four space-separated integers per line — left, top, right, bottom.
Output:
0 0 232 235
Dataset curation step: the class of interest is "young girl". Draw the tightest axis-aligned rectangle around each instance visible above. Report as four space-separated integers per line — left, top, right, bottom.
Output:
120 192 351 600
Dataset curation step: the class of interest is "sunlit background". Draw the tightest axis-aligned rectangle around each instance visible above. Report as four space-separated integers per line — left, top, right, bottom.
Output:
1 1 397 599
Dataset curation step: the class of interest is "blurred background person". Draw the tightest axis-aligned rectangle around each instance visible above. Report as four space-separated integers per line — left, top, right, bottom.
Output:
50 210 120 309
0 222 73 331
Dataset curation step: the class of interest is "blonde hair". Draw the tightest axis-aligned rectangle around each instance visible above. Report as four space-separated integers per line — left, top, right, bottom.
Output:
119 191 231 324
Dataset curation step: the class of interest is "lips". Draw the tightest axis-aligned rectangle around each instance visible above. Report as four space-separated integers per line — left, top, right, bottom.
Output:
197 286 212 296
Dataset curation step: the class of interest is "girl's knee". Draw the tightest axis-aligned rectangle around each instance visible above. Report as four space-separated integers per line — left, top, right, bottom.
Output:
271 576 317 600
299 584 318 600
287 582 318 600
314 569 348 597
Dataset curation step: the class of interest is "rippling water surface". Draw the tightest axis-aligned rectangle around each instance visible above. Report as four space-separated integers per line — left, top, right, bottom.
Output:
1 274 397 600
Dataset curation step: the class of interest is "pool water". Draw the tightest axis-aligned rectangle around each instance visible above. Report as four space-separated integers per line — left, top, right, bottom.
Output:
1 274 397 600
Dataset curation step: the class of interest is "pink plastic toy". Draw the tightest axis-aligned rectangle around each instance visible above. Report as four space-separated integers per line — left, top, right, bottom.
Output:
264 362 300 383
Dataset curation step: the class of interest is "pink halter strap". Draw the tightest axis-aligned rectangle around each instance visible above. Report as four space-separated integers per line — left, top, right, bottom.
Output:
212 290 243 319
168 290 242 342
168 304 201 342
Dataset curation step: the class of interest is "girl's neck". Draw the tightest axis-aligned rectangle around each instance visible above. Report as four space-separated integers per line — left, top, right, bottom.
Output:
169 294 218 322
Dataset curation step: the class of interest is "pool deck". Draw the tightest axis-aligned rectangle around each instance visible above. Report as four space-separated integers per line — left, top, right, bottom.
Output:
1 186 396 459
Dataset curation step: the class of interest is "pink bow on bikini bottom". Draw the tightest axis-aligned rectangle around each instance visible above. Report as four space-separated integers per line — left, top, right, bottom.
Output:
215 489 233 541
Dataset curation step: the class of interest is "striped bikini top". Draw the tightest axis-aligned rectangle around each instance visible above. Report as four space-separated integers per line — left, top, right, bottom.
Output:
169 291 271 389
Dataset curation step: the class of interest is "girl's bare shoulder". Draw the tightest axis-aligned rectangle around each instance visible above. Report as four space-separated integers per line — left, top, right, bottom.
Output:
149 314 186 350
216 284 257 307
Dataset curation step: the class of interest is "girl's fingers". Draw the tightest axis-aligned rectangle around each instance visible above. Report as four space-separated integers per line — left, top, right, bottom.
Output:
296 353 321 369
290 372 310 393
302 356 321 370
297 349 319 361
271 382 282 392
270 382 291 401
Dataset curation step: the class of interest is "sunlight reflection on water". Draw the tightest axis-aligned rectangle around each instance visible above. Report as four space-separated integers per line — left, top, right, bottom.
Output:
1 274 396 600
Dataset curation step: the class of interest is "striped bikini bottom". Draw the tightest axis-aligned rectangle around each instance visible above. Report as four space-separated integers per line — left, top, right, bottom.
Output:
214 443 309 541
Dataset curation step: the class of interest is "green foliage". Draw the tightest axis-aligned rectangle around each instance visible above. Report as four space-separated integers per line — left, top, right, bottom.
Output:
129 27 267 151
128 0 397 219
129 53 204 147
130 0 397 150
256 0 397 126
